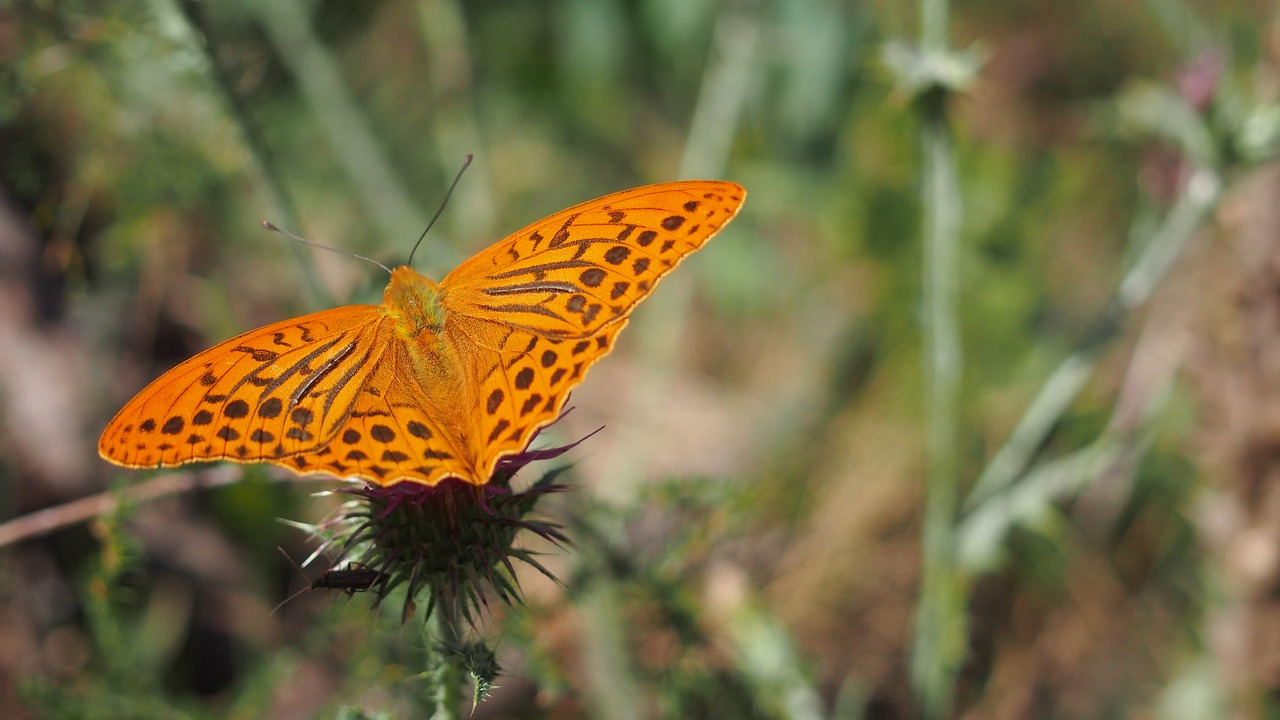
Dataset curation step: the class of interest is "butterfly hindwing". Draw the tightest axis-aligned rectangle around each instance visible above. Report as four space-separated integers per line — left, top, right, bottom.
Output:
276 341 475 485
447 316 626 480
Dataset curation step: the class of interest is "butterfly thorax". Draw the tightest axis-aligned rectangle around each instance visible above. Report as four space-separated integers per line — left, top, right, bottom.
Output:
383 266 467 408
384 266 447 335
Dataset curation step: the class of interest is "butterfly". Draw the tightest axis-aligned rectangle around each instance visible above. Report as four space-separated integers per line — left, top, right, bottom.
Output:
99 181 746 487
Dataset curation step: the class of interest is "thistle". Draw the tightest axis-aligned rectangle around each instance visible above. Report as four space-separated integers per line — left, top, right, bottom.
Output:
293 430 592 710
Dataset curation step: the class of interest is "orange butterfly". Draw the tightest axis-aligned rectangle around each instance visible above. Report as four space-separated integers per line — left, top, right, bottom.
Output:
99 181 745 487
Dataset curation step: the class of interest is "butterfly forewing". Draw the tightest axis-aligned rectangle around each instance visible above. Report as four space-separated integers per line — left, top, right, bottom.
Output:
440 181 745 339
99 306 391 469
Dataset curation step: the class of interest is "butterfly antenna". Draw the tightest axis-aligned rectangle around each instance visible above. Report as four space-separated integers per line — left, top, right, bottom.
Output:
408 153 474 267
261 221 393 275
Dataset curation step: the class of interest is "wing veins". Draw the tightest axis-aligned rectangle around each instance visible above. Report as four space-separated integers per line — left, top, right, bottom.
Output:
288 339 359 409
257 334 351 400
482 280 579 296
318 344 379 430
476 302 567 322
487 259 595 280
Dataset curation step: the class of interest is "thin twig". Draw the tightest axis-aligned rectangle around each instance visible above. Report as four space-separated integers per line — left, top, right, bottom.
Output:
0 467 332 547
601 6 759 497
955 278 1192 569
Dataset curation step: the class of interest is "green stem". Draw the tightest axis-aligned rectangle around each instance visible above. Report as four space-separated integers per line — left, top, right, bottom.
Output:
679 8 758 180
431 600 463 720
913 85 965 719
911 0 968 702
921 0 949 51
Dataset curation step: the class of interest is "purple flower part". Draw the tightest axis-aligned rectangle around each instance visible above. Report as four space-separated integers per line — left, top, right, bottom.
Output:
344 423 602 516
1178 50 1223 113
490 404 578 474
494 425 604 475
359 477 492 517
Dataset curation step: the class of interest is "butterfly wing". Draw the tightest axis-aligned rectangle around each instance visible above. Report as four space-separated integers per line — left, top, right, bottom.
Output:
439 181 745 339
445 314 627 481
275 338 475 486
99 305 394 470
435 181 745 480
291 313 629 487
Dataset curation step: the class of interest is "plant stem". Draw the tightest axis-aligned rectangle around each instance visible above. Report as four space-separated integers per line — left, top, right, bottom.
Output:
431 600 463 720
912 0 965 712
913 91 965 719
578 517 645 720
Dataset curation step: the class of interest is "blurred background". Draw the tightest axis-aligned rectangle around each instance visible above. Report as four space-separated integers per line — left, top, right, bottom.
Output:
3 0 1280 717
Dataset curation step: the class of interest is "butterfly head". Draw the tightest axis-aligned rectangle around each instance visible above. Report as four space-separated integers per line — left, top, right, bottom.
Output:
384 266 447 334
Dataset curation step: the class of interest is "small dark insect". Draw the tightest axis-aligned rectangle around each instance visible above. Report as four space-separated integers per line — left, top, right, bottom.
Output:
273 548 388 613
310 565 387 592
